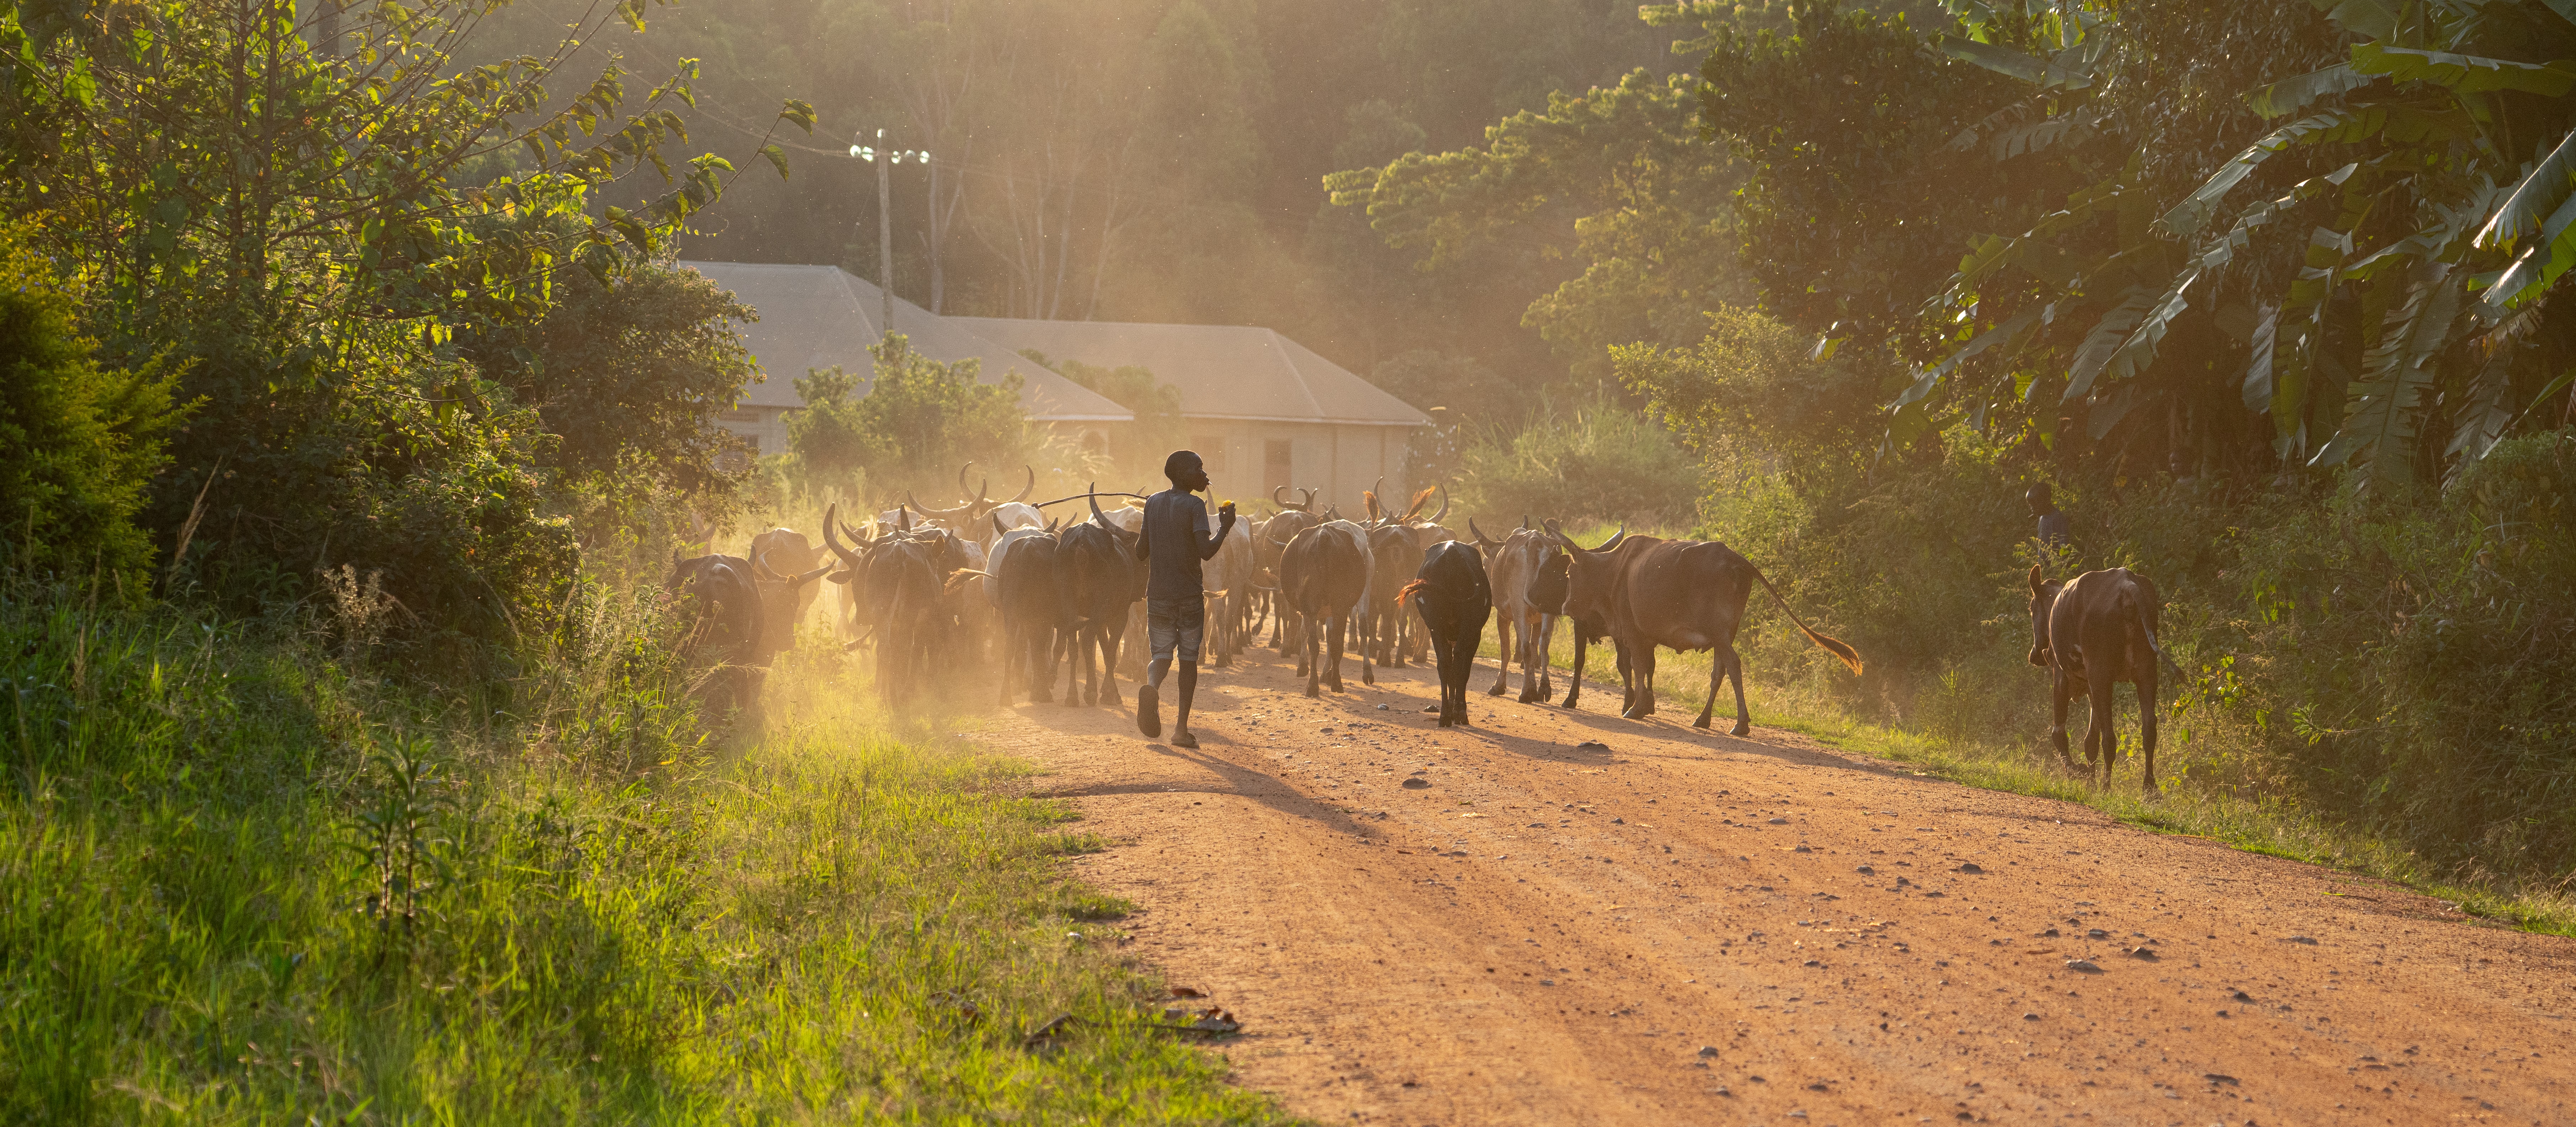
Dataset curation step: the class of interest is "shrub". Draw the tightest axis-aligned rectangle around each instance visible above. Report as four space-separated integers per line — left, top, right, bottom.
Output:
0 227 184 586
1455 394 1696 527
787 334 1031 502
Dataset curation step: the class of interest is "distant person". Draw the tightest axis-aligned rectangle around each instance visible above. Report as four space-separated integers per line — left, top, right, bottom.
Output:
2028 482 2071 552
1135 450 1237 748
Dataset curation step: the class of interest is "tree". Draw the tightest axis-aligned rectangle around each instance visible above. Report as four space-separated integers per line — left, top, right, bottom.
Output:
463 255 761 502
0 226 184 584
788 334 1030 501
0 0 810 642
1330 69 1751 379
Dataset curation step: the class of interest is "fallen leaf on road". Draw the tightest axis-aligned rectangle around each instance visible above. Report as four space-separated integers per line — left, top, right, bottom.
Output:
2128 947 2157 960
2204 1074 2239 1086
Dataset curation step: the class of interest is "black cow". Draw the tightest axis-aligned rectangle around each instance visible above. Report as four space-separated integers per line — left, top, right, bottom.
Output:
666 552 765 715
1405 541 1491 726
1052 495 1141 706
991 524 1068 705
1279 520 1372 697
1526 548 1629 711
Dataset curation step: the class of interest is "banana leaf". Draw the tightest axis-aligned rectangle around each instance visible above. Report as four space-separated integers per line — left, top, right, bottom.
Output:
2245 63 2375 118
2349 44 2576 97
2311 263 2464 490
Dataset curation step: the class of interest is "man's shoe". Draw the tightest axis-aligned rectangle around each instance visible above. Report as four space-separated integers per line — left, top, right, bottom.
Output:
1170 728 1198 749
1136 682 1162 737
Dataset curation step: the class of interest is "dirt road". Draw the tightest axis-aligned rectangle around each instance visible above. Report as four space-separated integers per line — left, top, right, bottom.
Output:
976 649 2574 1126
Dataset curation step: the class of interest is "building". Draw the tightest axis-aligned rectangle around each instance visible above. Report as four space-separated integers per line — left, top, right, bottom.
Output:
679 262 1131 455
951 318 1432 512
682 261 1431 512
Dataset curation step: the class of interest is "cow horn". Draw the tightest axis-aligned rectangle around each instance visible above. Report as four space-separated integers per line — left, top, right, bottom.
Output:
1009 465 1035 502
752 549 787 583
1087 482 1108 527
896 506 912 532
992 513 1009 539
821 504 864 568
786 561 836 590
1272 484 1291 509
1595 526 1628 552
1431 485 1450 523
1542 518 1578 550
1521 515 1531 530
1468 518 1496 547
958 461 977 501
1300 487 1317 510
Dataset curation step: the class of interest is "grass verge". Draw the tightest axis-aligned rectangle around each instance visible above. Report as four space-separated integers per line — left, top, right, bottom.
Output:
1471 615 2576 939
1 586 1291 1123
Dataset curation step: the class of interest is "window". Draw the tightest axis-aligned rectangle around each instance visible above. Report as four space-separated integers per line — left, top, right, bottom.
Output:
1264 439 1292 495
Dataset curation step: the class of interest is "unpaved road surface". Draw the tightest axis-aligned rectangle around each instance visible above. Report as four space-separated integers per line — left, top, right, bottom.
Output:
977 650 2574 1126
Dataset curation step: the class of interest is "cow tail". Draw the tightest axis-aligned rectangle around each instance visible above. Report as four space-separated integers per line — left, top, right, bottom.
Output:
1750 565 1864 676
1395 578 1430 608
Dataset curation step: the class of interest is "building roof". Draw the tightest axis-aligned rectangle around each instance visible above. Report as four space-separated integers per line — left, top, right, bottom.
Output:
679 261 1132 423
948 318 1431 428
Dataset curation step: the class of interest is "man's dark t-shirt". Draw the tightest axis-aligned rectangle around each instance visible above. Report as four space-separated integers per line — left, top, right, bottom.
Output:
2036 510 2071 549
1138 490 1234 599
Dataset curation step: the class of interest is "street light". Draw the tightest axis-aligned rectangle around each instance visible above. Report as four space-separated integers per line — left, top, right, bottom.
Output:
853 128 930 338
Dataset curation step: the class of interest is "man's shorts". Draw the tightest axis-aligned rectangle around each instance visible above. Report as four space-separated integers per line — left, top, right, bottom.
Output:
1146 596 1205 664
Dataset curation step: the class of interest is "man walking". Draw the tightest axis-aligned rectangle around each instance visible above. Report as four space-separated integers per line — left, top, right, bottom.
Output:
2027 481 2071 552
1136 450 1236 748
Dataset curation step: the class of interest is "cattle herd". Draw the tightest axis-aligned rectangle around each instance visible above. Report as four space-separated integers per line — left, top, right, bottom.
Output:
667 464 2167 785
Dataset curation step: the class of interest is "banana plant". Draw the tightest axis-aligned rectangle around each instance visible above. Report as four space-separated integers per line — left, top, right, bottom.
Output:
1893 0 2576 487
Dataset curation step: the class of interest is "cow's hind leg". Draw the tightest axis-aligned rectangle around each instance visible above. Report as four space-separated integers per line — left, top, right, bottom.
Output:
2138 670 2159 790
1726 645 1752 736
1693 647 1721 729
1326 616 1348 693
2087 677 2119 785
1303 614 1323 698
1486 617 1513 695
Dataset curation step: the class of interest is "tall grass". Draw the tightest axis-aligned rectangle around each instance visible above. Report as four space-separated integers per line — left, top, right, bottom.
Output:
0 580 1286 1123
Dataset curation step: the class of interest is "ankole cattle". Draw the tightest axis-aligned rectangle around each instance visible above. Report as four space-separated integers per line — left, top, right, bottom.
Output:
748 528 834 660
820 505 976 702
1526 546 1628 711
666 552 766 714
1359 483 1439 668
2028 565 2165 786
1469 519 1559 703
1404 540 1491 727
1201 515 1256 667
1050 495 1142 706
1257 487 1324 651
1278 518 1374 697
990 522 1069 705
901 463 1039 535
1548 521 1861 734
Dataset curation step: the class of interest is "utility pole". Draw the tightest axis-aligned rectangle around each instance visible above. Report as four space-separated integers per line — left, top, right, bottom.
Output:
851 128 930 349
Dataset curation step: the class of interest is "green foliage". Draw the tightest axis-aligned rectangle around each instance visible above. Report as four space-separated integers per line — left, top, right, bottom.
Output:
0 0 810 650
1331 70 1749 377
1455 394 1697 527
0 226 182 584
1613 306 1879 487
787 334 1030 501
0 584 1287 1122
463 256 762 502
1817 0 2576 484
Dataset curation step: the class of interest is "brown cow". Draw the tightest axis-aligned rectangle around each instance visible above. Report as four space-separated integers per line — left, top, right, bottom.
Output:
1549 522 1861 733
2027 565 2164 786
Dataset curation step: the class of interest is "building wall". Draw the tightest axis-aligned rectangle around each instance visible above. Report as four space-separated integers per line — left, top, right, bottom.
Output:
718 407 793 457
1177 419 1415 515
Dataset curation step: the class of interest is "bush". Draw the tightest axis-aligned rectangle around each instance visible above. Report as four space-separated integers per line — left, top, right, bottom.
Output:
0 228 183 586
1455 394 1697 527
787 333 1031 502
